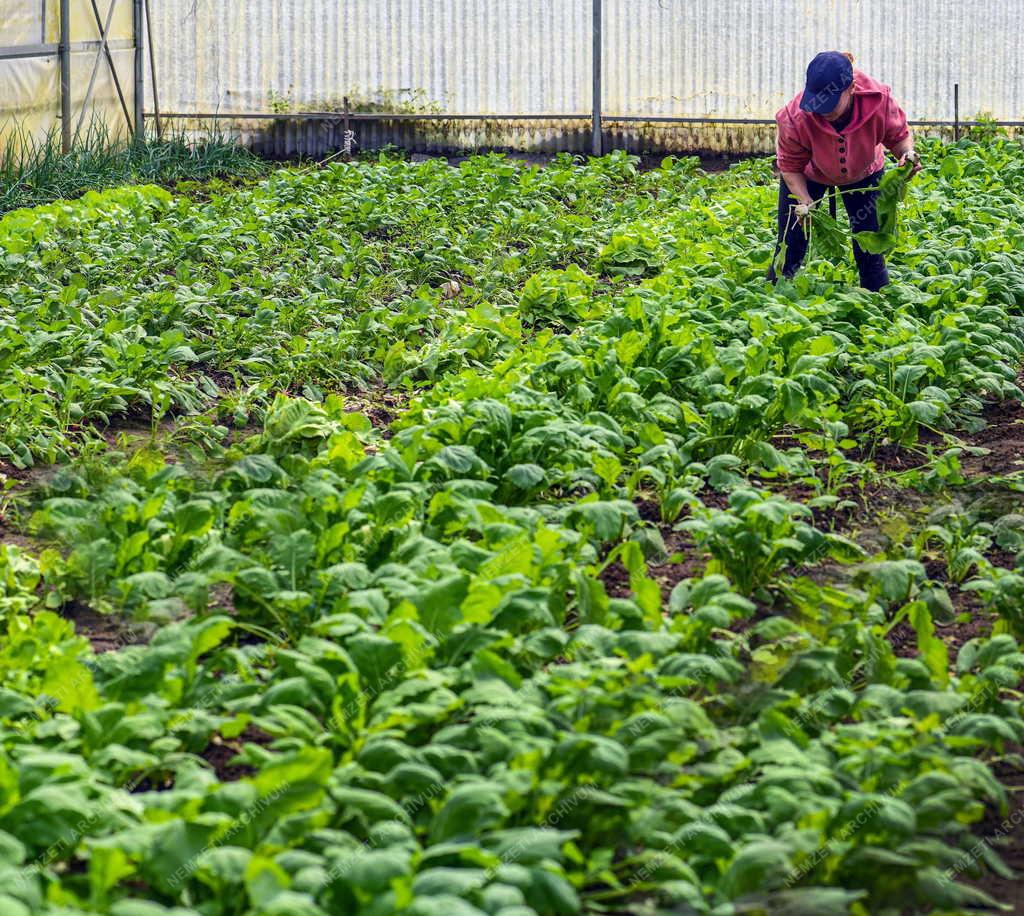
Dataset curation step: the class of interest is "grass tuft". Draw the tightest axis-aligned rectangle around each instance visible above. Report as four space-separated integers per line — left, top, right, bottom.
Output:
0 119 267 215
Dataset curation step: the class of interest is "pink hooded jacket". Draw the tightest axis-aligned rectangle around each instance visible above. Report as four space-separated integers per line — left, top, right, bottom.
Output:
775 70 910 186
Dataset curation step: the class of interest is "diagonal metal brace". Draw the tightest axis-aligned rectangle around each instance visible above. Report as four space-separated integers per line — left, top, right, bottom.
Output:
76 0 133 137
90 0 135 132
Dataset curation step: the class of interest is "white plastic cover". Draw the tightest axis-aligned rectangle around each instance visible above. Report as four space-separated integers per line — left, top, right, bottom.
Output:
1 0 135 153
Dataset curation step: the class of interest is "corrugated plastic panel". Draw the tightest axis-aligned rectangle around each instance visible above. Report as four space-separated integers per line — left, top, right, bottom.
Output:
603 0 1023 122
151 0 1024 125
0 55 59 146
150 0 591 115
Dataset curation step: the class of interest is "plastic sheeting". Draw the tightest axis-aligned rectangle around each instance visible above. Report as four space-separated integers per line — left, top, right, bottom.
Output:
1 0 135 153
1 1 47 45
148 0 1024 155
150 0 1024 120
0 56 59 144
42 0 132 43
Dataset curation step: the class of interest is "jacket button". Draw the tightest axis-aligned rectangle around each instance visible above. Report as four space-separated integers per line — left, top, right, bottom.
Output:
840 157 846 163
841 167 848 174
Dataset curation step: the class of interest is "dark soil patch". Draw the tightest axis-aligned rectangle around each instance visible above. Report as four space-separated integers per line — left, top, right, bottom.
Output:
886 621 918 659
887 609 999 663
781 479 908 535
129 770 176 793
188 362 236 392
599 558 630 600
0 458 54 492
885 557 1003 662
343 386 408 436
939 612 1001 660
96 414 178 447
201 725 275 782
600 532 708 605
0 519 42 552
845 428 945 473
634 499 662 524
987 548 1020 571
961 398 1024 477
0 459 31 482
601 493 736 604
201 741 256 782
206 582 236 614
60 600 150 654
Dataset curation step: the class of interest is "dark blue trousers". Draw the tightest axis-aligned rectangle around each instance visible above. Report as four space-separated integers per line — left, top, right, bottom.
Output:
769 168 889 291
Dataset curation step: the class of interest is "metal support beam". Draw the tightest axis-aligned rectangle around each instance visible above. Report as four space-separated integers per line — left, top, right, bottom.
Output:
150 111 1024 130
155 112 591 122
59 0 71 152
954 83 960 141
591 0 602 156
145 0 162 138
0 39 134 61
133 0 145 140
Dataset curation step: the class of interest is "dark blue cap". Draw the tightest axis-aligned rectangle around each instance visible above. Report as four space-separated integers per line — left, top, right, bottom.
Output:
800 52 854 114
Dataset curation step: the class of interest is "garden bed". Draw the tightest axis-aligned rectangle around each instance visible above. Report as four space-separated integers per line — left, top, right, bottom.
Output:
2 139 1024 914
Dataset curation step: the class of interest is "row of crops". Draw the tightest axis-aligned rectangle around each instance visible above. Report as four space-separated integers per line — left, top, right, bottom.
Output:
2 138 1024 914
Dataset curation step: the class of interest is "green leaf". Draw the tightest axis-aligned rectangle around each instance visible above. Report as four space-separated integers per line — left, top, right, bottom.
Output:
244 854 290 907
429 783 510 843
416 574 471 635
174 499 216 540
721 840 793 898
757 888 867 915
504 464 547 490
341 847 411 892
909 600 949 687
853 230 899 254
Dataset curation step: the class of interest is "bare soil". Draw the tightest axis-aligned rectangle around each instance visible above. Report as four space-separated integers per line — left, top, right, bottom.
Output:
343 385 408 436
0 519 42 552
200 725 275 781
60 600 151 654
960 396 1024 477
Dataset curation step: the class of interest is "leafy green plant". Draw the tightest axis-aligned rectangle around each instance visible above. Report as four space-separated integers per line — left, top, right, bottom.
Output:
594 225 665 277
914 507 993 583
853 160 914 253
681 487 864 596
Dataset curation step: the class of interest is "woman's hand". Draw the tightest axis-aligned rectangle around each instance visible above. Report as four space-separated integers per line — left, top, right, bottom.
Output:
896 146 922 176
793 200 816 225
781 171 815 224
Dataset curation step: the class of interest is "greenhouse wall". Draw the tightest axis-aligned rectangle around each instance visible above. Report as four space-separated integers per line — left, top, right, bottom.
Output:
4 0 1019 155
147 0 1023 155
0 0 137 151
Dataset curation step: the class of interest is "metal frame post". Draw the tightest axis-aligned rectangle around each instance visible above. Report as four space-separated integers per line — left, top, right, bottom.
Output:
343 96 352 159
954 83 960 141
59 0 71 151
591 0 602 156
145 0 162 138
133 0 145 140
